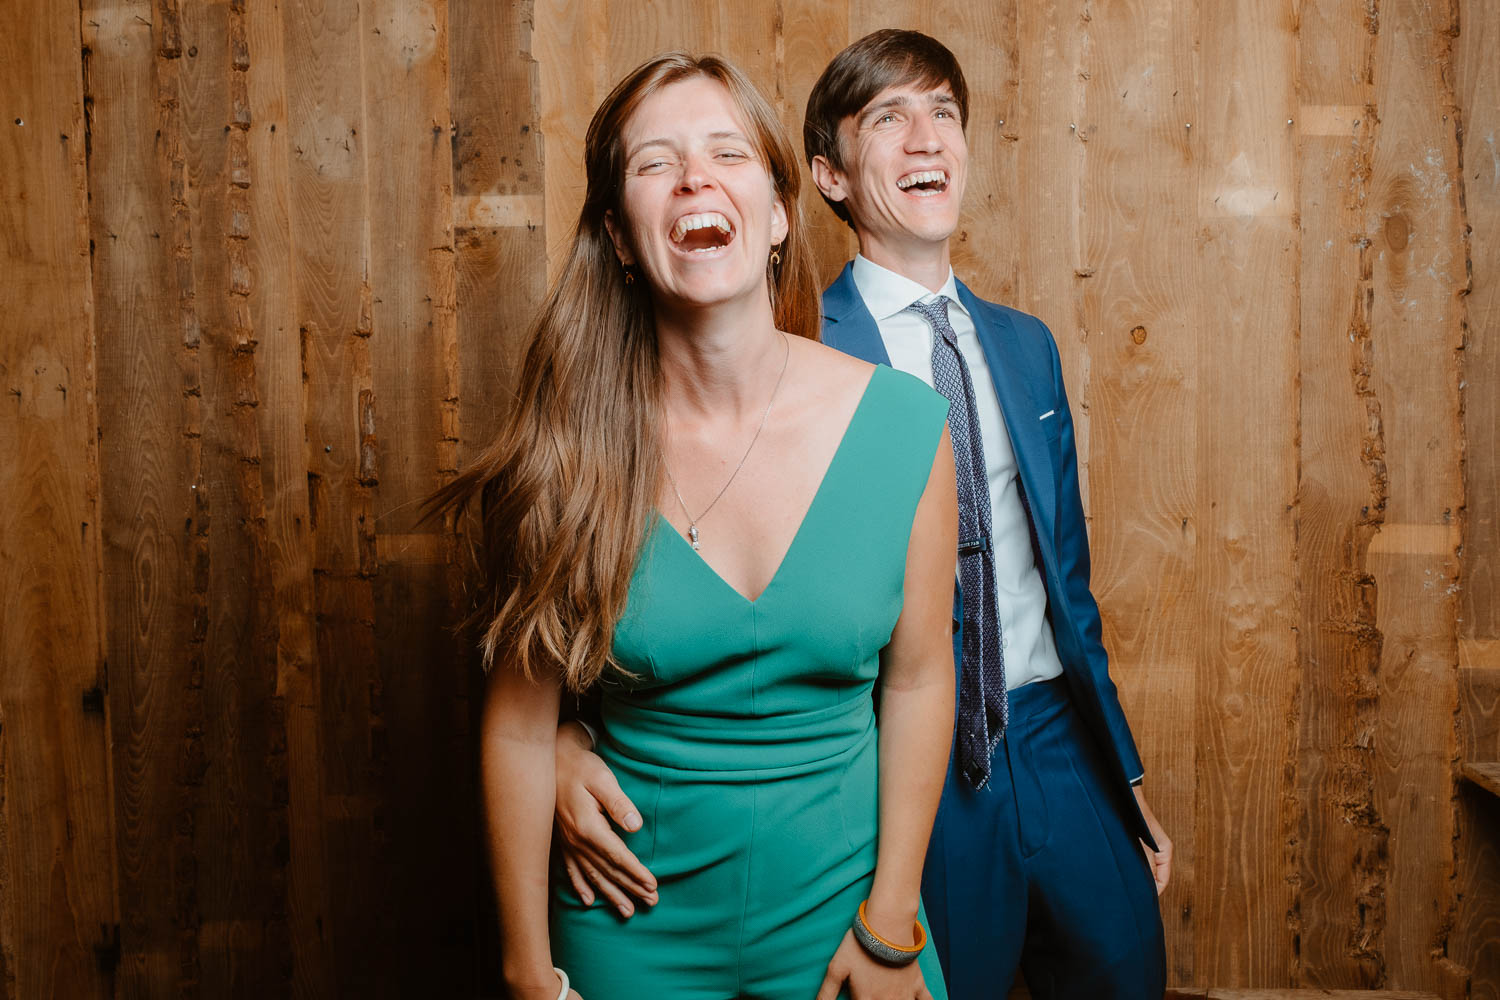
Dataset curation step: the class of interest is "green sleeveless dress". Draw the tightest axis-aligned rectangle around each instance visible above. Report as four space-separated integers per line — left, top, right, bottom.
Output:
552 364 951 1000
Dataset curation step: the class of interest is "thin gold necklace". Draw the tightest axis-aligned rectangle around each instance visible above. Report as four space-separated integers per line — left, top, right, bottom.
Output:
665 332 790 551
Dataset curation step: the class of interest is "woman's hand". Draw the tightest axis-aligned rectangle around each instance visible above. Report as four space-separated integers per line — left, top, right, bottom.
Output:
553 722 659 916
814 930 934 1000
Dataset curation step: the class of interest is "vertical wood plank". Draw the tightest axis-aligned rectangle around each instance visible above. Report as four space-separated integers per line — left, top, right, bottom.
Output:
84 0 205 991
779 0 852 287
1291 0 1383 986
279 0 377 991
241 0 334 992
450 0 548 986
0 2 116 997
536 0 609 279
175 1 288 992
360 0 470 991
1075 0 1200 985
1194 0 1300 984
1454 0 1500 992
1362 0 1465 991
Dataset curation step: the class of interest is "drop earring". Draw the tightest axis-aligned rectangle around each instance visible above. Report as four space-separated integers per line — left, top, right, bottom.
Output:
769 245 782 266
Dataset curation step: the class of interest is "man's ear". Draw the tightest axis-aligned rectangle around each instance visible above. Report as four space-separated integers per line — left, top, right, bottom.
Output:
770 197 789 246
603 209 636 267
810 155 848 205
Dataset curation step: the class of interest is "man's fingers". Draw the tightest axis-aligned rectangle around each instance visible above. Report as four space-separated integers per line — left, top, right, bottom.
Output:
562 854 594 906
580 857 637 917
573 837 657 902
583 764 643 832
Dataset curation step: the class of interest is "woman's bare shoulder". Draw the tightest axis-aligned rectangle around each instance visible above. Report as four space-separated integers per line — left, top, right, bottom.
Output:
784 333 876 398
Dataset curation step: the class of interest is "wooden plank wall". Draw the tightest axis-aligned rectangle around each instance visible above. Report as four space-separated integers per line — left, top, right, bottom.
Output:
0 0 1494 996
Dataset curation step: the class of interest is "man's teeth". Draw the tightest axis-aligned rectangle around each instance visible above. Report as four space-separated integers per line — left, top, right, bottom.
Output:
896 170 948 190
671 212 733 243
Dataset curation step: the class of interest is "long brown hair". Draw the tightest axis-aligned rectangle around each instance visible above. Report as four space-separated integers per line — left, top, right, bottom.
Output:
429 52 820 692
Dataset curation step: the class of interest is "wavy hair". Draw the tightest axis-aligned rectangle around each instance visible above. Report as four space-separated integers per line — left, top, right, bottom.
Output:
428 52 819 692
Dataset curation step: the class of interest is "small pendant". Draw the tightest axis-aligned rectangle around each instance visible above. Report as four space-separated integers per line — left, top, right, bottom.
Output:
688 524 700 550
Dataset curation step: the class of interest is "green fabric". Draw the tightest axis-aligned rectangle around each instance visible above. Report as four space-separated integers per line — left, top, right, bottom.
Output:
552 364 951 1000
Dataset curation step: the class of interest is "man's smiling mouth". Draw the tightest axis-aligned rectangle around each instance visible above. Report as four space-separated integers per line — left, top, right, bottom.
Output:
670 212 736 252
896 169 949 196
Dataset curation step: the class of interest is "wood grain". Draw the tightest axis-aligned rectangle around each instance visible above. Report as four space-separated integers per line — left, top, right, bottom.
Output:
241 0 332 992
279 0 380 991
1193 0 1301 984
0 1 115 998
83 0 205 992
1360 0 1466 991
3 0 1499 994
1072 0 1201 983
1292 0 1384 986
1454 0 1500 994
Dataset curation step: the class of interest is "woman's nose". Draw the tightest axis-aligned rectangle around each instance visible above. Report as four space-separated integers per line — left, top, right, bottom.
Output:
676 152 715 192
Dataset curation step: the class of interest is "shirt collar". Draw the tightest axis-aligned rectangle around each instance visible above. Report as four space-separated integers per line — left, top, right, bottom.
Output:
850 254 967 323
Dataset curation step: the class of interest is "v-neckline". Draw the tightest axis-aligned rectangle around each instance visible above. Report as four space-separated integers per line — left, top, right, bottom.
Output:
656 365 882 606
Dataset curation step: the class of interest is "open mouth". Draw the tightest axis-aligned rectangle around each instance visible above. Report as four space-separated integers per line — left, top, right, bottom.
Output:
670 211 736 253
896 169 949 196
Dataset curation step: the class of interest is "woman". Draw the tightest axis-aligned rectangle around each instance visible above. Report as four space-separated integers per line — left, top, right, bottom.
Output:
433 53 957 1000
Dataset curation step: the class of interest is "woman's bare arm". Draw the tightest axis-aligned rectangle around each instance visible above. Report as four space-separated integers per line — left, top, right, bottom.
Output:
480 664 574 999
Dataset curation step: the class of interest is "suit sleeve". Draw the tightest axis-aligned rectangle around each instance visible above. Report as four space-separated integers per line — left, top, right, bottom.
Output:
1040 318 1147 784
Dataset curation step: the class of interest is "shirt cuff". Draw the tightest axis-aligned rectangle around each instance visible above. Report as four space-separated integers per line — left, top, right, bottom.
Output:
1129 773 1145 787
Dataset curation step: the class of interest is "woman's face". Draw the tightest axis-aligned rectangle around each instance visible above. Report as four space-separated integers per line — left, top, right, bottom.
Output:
608 76 788 314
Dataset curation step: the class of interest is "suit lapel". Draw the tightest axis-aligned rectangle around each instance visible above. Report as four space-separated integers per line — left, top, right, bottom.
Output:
955 280 1058 541
820 263 892 366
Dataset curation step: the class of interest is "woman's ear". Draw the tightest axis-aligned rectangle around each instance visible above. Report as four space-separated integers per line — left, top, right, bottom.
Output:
603 209 636 267
770 198 789 246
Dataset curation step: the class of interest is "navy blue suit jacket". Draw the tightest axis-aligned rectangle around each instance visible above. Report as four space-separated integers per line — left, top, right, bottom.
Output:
821 263 1150 843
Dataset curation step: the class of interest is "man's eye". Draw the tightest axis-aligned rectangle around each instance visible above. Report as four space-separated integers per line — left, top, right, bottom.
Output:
878 113 898 124
935 108 954 119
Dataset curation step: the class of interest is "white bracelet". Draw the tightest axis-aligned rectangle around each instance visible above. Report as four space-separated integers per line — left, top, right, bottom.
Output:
575 719 600 751
553 966 570 1000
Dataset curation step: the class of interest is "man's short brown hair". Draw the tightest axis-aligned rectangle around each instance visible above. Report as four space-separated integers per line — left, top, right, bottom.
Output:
803 29 970 226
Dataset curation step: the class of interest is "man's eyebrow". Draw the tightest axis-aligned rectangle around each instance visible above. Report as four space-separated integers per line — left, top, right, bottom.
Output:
856 91 956 126
857 94 912 125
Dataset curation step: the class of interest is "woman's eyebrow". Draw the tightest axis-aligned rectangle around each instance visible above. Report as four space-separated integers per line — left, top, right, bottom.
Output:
625 138 672 160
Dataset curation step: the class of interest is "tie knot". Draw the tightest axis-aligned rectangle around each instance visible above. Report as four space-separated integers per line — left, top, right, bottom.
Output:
909 297 955 344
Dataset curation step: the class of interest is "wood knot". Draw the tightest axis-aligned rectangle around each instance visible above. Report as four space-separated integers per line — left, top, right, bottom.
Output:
1383 212 1410 252
1130 325 1148 345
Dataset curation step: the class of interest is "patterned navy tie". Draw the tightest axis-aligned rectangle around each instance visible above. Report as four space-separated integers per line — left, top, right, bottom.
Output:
910 296 1007 789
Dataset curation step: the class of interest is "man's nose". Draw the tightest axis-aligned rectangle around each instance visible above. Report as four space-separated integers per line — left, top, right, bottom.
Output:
906 114 944 153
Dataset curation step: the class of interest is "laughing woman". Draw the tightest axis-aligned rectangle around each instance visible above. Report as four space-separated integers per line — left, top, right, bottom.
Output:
431 53 956 1000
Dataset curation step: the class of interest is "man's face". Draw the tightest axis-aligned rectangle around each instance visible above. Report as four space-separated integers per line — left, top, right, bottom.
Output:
812 80 968 259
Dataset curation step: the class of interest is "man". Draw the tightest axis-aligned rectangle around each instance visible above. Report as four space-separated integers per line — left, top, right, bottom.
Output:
553 30 1170 999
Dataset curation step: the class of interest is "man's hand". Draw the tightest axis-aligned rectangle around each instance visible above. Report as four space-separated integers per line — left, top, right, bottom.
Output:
554 722 658 916
1133 784 1172 896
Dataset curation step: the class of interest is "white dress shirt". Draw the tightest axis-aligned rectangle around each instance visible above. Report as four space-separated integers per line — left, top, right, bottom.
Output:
852 255 1063 691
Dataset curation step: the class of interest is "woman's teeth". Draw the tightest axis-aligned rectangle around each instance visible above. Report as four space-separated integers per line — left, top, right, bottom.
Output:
670 212 733 248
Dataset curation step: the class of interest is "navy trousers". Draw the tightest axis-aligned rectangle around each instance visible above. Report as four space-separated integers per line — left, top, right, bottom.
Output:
922 677 1166 999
